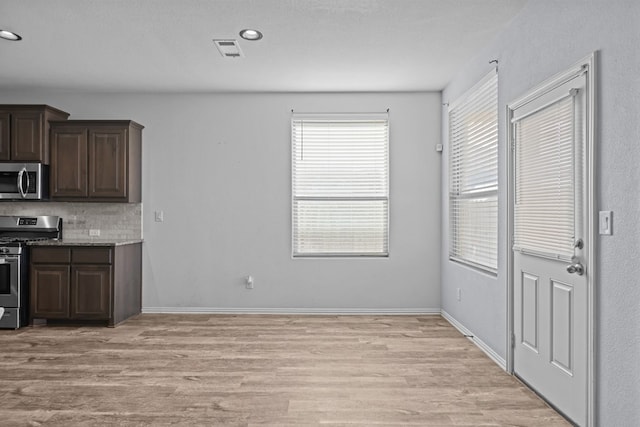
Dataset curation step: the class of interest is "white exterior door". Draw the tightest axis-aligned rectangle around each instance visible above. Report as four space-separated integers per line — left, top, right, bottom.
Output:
510 60 593 426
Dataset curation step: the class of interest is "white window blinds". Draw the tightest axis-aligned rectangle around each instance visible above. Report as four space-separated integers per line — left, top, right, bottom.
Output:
448 71 498 272
513 93 579 261
292 114 389 257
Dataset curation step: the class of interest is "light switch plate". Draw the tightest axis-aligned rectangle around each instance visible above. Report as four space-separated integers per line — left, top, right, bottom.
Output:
599 211 612 235
155 211 164 222
89 229 101 237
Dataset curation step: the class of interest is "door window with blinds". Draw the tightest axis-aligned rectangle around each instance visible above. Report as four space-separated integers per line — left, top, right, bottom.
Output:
448 71 498 272
512 73 586 261
291 114 389 257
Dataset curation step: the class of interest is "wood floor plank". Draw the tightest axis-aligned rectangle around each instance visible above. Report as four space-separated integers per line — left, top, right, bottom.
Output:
0 314 570 426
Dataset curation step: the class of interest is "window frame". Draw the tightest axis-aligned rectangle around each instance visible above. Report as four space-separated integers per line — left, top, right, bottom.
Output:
291 113 390 258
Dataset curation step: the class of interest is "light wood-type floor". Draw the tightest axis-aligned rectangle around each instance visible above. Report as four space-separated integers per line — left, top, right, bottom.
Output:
0 314 570 426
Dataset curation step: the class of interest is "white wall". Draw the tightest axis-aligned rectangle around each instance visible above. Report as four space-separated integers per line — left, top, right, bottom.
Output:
0 91 442 313
441 1 640 424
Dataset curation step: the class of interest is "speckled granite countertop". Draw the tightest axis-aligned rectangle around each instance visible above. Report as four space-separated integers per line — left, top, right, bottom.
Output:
28 239 143 247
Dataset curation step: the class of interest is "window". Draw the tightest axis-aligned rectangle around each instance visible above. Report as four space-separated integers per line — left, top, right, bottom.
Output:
512 76 586 261
292 113 389 257
448 71 498 272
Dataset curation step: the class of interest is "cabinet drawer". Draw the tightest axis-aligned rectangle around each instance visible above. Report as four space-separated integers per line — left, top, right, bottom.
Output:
30 247 71 264
72 248 112 264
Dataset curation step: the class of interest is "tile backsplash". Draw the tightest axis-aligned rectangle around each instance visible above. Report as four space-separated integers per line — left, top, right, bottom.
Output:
0 202 142 241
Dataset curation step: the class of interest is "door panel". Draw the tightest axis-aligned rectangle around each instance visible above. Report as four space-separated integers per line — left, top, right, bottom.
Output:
521 272 539 351
514 255 586 425
551 281 573 374
50 126 88 197
30 265 70 319
0 112 10 161
71 266 111 319
11 111 42 161
88 128 127 199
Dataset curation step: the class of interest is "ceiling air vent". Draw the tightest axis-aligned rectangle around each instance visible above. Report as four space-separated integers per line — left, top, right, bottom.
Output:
213 39 244 58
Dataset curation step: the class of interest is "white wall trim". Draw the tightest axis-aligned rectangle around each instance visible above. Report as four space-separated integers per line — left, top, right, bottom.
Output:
142 307 441 315
441 309 507 370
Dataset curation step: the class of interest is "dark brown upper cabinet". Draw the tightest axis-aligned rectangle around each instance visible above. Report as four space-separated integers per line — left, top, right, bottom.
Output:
0 105 70 163
50 120 143 202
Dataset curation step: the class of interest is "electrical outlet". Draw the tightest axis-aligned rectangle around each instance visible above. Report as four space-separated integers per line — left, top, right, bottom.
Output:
89 229 101 237
456 288 462 302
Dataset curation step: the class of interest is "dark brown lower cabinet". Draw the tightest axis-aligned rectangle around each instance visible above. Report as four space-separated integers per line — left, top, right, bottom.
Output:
30 265 69 318
30 243 141 327
71 265 112 319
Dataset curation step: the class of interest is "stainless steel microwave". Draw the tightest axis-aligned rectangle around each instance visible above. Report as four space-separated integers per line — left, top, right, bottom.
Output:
0 163 49 200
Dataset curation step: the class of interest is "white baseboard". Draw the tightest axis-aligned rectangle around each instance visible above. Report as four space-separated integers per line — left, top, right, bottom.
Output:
142 307 441 315
441 310 506 370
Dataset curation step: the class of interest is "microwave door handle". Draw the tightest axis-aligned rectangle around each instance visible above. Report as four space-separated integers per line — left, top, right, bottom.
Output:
17 168 24 198
25 169 30 197
17 167 27 198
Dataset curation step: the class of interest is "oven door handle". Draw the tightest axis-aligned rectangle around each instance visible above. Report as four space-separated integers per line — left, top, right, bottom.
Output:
17 167 28 198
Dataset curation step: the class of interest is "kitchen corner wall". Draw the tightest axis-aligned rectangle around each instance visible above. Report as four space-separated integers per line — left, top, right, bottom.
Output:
0 202 142 241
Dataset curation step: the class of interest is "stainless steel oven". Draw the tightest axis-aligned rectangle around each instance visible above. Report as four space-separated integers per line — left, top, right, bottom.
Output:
0 247 24 328
0 215 62 329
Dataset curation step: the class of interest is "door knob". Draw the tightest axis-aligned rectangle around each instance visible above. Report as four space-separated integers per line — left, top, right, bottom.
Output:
566 263 584 275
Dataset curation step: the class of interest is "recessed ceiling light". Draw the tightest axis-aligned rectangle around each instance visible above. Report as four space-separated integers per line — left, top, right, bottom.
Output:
0 29 22 41
239 29 263 41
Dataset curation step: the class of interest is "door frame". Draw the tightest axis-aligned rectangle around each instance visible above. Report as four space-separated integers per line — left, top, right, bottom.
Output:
506 52 597 426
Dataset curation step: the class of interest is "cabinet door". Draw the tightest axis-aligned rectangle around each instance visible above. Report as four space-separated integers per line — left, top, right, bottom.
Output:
51 126 88 198
0 112 9 161
71 265 112 319
11 111 43 161
30 265 70 319
89 128 127 199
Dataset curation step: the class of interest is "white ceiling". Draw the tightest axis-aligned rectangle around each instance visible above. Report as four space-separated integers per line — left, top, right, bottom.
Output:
0 0 527 93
